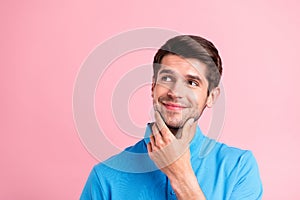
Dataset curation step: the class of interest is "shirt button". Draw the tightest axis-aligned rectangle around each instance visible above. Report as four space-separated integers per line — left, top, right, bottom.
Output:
170 190 175 195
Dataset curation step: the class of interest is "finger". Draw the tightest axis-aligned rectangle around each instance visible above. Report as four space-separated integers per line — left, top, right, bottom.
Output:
153 104 159 112
154 111 170 138
181 118 196 143
146 142 152 153
149 134 157 151
152 123 163 146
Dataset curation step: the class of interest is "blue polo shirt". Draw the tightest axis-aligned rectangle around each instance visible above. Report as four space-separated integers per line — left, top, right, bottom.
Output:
81 125 263 199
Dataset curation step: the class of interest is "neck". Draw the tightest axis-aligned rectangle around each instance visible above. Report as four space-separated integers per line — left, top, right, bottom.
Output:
168 127 181 138
168 123 197 139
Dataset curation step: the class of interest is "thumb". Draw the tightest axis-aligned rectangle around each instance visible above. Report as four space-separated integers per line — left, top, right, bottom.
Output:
181 118 196 143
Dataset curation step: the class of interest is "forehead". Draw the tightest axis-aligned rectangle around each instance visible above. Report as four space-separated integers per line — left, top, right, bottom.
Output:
160 54 207 78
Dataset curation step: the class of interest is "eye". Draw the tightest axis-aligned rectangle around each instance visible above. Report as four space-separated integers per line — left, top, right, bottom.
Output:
161 75 173 82
188 80 199 86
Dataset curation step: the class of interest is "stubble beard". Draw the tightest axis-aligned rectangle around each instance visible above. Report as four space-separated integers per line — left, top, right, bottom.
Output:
156 103 202 137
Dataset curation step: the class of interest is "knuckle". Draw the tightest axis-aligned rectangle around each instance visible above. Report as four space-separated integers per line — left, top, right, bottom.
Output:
160 127 168 134
156 140 164 147
148 152 154 159
164 137 172 143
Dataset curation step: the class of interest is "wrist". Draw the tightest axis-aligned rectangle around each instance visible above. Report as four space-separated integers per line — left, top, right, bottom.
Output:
167 169 206 200
169 171 197 190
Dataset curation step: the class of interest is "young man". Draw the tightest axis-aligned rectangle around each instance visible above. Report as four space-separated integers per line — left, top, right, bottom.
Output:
81 35 263 199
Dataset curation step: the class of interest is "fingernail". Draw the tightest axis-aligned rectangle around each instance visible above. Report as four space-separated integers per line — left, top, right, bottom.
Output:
188 118 194 125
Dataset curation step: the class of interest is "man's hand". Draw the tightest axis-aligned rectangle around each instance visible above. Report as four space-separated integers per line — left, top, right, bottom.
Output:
146 111 206 200
147 111 195 170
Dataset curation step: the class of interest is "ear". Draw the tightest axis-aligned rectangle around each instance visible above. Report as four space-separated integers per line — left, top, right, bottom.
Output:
206 87 220 108
151 76 156 98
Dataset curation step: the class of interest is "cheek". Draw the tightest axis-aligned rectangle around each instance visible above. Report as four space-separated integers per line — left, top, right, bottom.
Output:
188 92 200 103
152 85 167 98
189 92 207 107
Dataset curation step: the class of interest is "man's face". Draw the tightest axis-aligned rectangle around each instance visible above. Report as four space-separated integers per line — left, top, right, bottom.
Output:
152 54 218 129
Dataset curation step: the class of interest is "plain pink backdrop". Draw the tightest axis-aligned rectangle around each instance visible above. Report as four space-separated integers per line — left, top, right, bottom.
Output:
1 0 299 199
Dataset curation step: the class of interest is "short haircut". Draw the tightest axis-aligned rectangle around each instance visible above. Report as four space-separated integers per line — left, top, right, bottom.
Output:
153 35 223 92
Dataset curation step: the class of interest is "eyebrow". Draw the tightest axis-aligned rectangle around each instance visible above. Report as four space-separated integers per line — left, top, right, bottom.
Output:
158 69 175 75
186 74 203 84
158 69 204 84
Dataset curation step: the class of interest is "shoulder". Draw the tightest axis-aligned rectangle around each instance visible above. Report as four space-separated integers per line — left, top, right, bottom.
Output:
212 141 263 199
123 139 148 153
203 136 256 162
93 139 157 174
198 137 261 177
217 142 255 162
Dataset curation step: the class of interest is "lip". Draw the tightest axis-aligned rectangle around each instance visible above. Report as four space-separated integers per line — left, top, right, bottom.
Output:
162 102 187 111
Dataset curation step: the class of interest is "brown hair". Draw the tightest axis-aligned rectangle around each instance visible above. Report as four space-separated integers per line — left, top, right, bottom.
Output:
153 35 222 92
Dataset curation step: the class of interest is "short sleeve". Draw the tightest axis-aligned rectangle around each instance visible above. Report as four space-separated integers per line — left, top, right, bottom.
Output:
229 151 263 200
80 167 107 200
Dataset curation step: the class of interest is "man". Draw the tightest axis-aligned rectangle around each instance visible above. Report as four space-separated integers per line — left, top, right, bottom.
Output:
81 35 263 199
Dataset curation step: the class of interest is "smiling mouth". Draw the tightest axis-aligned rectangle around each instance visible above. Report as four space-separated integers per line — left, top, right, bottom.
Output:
162 102 187 111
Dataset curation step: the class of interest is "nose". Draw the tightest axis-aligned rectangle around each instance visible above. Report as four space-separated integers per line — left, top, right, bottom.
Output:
167 81 185 98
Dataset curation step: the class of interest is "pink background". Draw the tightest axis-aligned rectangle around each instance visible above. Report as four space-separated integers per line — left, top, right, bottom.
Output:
1 0 299 199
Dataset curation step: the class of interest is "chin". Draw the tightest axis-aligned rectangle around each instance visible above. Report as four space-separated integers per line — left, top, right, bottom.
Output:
164 118 185 129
